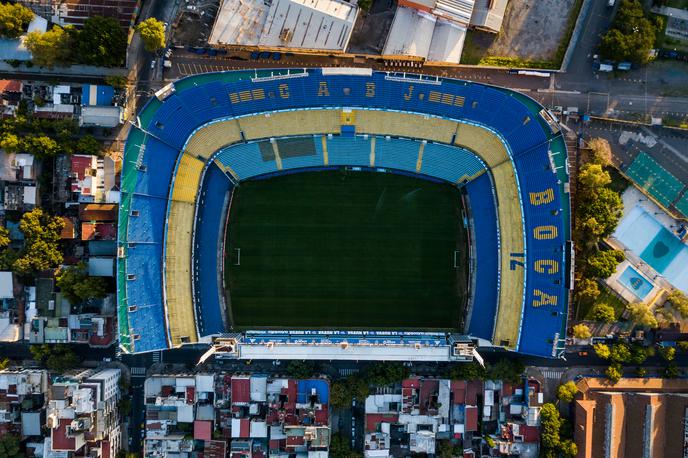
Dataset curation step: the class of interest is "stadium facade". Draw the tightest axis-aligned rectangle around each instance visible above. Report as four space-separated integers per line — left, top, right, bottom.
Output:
118 68 572 360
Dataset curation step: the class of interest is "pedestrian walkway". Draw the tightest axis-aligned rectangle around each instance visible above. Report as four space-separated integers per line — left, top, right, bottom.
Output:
131 367 146 377
339 368 359 377
541 368 565 380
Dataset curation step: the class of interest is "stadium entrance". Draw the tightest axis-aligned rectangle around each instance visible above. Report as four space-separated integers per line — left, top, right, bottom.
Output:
224 169 469 330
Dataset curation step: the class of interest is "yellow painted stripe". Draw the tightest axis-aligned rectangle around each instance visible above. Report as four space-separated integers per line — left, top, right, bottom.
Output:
370 136 376 167
416 142 425 173
271 140 283 170
321 135 329 166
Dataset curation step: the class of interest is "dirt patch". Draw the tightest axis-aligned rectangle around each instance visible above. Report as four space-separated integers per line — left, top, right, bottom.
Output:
172 1 220 47
462 0 579 64
347 0 396 54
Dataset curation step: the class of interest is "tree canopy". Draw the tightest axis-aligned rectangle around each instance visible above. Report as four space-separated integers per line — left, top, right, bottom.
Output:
626 302 658 329
591 302 616 323
136 18 166 52
56 263 107 304
609 343 631 363
575 278 600 304
572 323 592 340
587 138 612 166
557 381 579 403
12 208 64 275
0 433 22 458
76 16 127 67
30 344 80 372
486 358 525 384
0 3 33 38
605 363 623 384
540 403 562 449
586 249 624 279
594 343 611 359
25 25 73 68
599 0 659 65
667 290 688 318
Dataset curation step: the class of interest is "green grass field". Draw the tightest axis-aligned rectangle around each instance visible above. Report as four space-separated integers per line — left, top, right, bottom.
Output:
224 170 468 330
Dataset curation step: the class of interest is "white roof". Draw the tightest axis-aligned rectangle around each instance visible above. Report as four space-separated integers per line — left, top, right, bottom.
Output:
238 342 455 361
433 0 474 24
177 404 194 423
250 376 267 402
195 374 214 393
484 389 494 406
250 420 268 438
469 0 508 32
88 258 114 277
23 186 36 205
80 106 122 128
427 20 466 63
0 272 12 299
210 0 358 51
383 7 435 57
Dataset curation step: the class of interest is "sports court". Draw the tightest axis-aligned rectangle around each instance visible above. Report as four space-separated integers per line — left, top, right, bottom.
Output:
225 170 468 330
624 152 685 208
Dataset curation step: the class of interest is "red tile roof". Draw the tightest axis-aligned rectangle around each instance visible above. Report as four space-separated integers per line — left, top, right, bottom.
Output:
286 435 305 448
79 204 118 222
519 424 540 443
81 222 116 241
0 80 21 93
60 217 76 240
466 380 482 405
194 420 212 441
464 406 478 432
51 418 77 451
231 377 250 404
366 413 399 433
451 380 466 404
402 378 421 389
71 155 95 180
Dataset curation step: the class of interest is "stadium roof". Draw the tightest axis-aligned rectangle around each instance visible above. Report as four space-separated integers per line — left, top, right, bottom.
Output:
209 0 358 52
469 0 508 33
383 8 468 63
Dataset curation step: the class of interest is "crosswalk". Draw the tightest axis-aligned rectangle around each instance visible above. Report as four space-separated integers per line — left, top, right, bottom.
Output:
131 367 146 377
541 369 565 380
339 368 359 377
152 351 161 364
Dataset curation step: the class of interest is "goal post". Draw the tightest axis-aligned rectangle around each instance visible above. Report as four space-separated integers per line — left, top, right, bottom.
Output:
235 248 241 266
453 250 459 268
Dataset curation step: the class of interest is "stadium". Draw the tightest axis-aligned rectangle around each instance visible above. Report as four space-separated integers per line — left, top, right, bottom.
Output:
117 68 572 360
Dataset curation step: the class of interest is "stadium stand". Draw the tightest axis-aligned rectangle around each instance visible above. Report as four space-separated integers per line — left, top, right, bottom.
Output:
464 173 499 340
119 69 570 357
194 164 233 336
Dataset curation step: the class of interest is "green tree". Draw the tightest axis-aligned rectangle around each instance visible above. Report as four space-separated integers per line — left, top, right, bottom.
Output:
560 439 578 458
0 357 9 370
76 135 103 156
285 360 318 379
0 132 19 152
30 344 80 372
0 3 33 38
136 18 166 52
677 341 688 352
329 381 350 409
104 75 128 89
660 346 676 362
576 187 623 239
540 403 561 450
578 163 611 189
591 302 616 323
486 358 525 384
667 290 688 318
599 0 658 65
25 25 73 67
635 366 647 377
586 249 624 279
587 138 612 166
575 277 600 304
446 361 486 380
664 362 679 378
0 433 22 458
610 343 631 363
56 263 107 304
572 323 592 340
13 208 64 275
594 343 611 359
626 302 658 329
366 362 410 386
605 363 623 384
76 16 126 67
556 381 579 402
0 226 9 249
329 433 360 458
20 135 61 158
630 345 648 365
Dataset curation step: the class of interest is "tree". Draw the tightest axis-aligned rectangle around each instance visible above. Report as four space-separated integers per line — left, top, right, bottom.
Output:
0 226 9 249
446 361 486 380
329 382 350 409
594 343 611 360
0 132 19 153
664 362 679 379
610 343 631 363
0 433 21 458
136 18 166 52
25 25 73 67
667 290 688 318
20 135 61 157
540 403 561 450
76 135 103 156
586 249 624 279
592 302 616 323
0 3 33 38
0 357 9 370
329 433 360 458
12 208 64 275
56 263 107 304
576 187 623 239
104 75 128 89
572 323 592 340
76 16 127 67
486 358 525 384
626 302 658 329
560 439 578 458
30 344 80 372
588 138 612 166
575 278 600 304
605 363 623 384
660 346 676 362
578 163 611 190
285 360 318 379
599 0 658 65
636 366 647 377
677 341 688 352
630 345 648 365
556 381 579 403
366 362 410 386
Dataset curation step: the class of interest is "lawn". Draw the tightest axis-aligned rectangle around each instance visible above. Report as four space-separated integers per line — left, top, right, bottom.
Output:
225 170 468 330
580 284 628 321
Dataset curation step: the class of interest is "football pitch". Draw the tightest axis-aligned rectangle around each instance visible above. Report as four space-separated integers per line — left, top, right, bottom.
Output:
224 170 468 330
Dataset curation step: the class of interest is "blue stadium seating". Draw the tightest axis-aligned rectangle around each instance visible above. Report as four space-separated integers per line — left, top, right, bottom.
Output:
194 163 232 336
119 69 570 357
464 174 499 340
327 136 371 166
215 141 279 179
421 143 485 183
375 137 420 172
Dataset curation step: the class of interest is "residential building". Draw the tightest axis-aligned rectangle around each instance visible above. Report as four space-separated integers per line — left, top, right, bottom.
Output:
17 0 141 29
0 369 48 438
574 377 688 458
46 368 122 458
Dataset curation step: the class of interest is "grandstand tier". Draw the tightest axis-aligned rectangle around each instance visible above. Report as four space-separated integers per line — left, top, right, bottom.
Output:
118 69 571 358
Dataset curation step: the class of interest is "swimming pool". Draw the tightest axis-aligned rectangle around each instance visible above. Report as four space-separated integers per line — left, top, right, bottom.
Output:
614 205 688 294
617 265 654 300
